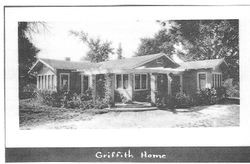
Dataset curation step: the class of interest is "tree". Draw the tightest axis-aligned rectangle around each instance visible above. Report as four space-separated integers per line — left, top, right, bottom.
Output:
116 43 124 59
136 20 239 82
70 31 114 63
135 23 185 56
18 22 46 93
173 20 239 82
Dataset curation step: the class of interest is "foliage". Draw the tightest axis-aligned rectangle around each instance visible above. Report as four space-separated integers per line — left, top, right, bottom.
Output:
155 87 226 109
117 43 124 59
79 88 93 101
222 78 239 97
19 83 37 99
70 31 114 63
103 74 114 107
135 26 184 56
156 92 193 109
136 20 239 83
36 89 109 110
194 88 217 105
18 22 40 94
174 92 194 108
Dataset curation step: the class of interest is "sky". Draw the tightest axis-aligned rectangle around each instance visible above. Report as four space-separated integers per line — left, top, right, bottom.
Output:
30 20 163 61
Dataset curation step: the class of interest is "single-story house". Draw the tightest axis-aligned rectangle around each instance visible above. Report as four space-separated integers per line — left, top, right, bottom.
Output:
29 53 228 104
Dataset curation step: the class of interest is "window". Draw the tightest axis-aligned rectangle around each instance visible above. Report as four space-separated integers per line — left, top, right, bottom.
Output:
212 73 222 88
82 75 89 93
123 74 129 89
60 73 70 91
116 74 122 89
134 74 147 90
116 74 129 89
198 73 206 90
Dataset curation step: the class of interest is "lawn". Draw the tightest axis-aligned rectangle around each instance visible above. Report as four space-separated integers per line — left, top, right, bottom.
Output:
19 99 240 129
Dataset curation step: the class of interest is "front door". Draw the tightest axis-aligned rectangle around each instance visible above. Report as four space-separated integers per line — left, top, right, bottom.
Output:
156 74 168 97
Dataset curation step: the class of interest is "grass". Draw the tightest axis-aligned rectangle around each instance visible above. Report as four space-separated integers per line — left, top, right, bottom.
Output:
19 98 240 129
19 98 108 129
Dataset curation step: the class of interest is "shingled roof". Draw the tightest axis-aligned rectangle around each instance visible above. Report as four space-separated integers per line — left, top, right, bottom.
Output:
29 54 227 74
97 53 175 70
178 58 227 70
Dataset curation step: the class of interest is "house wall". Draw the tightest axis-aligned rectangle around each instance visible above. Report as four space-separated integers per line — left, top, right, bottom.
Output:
56 69 81 92
182 68 223 95
131 73 151 102
37 65 56 91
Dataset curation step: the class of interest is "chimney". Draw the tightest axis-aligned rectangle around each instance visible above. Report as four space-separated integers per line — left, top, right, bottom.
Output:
65 57 71 61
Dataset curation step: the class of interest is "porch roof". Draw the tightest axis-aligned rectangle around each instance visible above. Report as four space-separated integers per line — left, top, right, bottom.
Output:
78 67 184 75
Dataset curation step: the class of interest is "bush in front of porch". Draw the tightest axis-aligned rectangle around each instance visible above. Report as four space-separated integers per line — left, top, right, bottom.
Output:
155 87 227 110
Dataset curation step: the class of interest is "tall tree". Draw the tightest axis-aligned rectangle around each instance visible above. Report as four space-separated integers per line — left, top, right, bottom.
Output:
135 22 185 56
18 22 44 93
136 20 239 82
116 43 124 59
173 20 239 82
70 31 114 63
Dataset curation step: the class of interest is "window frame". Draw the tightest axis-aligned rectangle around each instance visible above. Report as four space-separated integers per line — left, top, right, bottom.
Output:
171 74 183 93
212 72 222 88
81 74 90 93
60 73 70 91
115 73 130 90
134 73 148 91
197 72 207 90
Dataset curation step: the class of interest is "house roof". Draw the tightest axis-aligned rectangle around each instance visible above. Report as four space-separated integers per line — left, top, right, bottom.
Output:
94 53 176 70
178 58 227 70
29 53 227 74
29 58 98 74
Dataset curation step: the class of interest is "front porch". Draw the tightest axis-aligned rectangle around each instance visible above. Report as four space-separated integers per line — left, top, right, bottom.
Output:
79 68 183 106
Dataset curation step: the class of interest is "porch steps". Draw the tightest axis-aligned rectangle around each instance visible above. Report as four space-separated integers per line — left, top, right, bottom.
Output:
109 101 157 111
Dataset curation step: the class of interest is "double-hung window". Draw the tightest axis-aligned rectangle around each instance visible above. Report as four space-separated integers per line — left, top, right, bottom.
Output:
116 74 129 89
60 73 70 91
212 73 222 88
197 72 206 90
134 74 147 90
81 75 89 93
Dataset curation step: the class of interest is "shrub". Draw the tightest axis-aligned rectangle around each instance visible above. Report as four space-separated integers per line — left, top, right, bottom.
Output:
194 88 216 105
20 83 37 99
193 87 227 105
156 92 194 109
175 92 194 108
222 78 239 98
36 90 64 107
80 88 93 101
103 74 114 107
93 97 109 109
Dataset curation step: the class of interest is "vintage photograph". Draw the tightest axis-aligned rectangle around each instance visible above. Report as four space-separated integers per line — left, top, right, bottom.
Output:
19 19 239 129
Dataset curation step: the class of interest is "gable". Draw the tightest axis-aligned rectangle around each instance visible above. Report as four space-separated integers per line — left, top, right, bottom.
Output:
141 56 178 68
37 64 55 75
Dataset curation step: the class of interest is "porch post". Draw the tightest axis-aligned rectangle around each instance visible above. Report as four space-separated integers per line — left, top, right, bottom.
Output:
37 76 39 89
90 74 97 100
110 73 115 106
150 73 157 105
167 73 172 95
